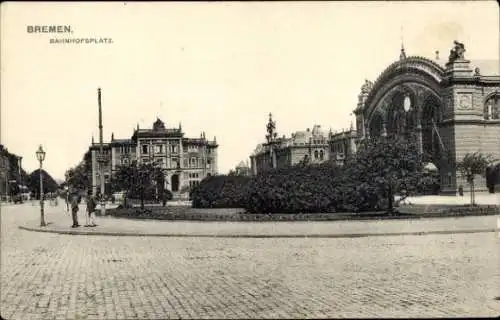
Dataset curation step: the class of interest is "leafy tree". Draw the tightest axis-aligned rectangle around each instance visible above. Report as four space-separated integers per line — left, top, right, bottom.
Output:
344 134 425 213
65 160 90 192
456 152 495 205
111 161 168 209
28 169 59 198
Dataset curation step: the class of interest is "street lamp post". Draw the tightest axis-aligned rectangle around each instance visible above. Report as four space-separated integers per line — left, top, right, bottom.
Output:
36 145 46 227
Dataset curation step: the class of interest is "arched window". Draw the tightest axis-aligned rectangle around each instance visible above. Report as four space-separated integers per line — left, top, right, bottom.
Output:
314 150 319 159
485 95 499 120
319 150 324 160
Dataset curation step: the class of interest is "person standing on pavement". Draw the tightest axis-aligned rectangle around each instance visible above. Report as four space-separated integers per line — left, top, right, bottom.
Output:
85 192 97 227
69 190 81 228
65 191 70 212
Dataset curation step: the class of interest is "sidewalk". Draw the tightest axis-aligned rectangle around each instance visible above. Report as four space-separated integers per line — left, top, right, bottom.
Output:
402 192 499 205
18 204 500 238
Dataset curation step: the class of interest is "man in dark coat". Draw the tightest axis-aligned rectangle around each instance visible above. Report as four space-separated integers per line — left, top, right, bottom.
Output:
69 190 81 228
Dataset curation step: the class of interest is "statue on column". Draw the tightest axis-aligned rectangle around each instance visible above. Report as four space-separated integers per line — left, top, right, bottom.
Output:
266 113 276 143
448 40 466 64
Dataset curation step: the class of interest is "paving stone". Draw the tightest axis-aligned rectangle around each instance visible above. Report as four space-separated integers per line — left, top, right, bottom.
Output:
2 203 500 319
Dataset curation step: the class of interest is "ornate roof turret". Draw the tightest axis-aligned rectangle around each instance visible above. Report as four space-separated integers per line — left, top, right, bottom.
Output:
153 117 165 130
111 132 114 141
236 161 247 168
92 136 95 144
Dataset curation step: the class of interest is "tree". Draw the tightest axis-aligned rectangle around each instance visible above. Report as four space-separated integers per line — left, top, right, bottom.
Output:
456 152 495 206
344 134 425 213
111 161 166 209
153 166 172 206
65 161 90 192
28 169 59 198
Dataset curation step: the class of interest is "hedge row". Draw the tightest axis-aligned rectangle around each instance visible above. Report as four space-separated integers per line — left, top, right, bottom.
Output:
245 162 396 213
190 175 252 208
190 162 389 213
107 205 499 221
191 135 443 213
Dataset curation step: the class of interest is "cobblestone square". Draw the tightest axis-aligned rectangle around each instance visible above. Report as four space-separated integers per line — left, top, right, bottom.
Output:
1 203 499 319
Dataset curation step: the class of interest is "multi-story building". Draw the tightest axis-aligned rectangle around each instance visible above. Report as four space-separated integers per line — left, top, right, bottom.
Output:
250 42 500 194
0 144 26 200
250 114 331 174
353 41 499 193
329 125 357 166
88 118 218 196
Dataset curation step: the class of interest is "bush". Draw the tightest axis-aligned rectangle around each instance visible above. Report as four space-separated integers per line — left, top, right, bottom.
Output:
245 162 343 213
191 175 252 208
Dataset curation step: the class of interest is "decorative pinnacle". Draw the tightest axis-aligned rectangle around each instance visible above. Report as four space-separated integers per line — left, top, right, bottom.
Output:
399 26 406 60
400 44 407 60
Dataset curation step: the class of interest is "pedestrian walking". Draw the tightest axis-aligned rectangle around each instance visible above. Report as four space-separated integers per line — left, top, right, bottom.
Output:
85 192 97 227
69 191 81 228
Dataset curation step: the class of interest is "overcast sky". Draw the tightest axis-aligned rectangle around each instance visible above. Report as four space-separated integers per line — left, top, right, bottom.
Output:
1 1 498 180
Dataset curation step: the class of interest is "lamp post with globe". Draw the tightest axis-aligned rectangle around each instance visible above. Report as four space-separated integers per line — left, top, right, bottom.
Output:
36 145 46 227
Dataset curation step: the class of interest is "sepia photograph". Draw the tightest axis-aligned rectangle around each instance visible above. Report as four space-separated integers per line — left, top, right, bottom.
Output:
1 1 499 319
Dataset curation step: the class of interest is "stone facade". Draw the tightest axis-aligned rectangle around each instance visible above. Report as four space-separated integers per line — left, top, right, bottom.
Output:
0 145 26 200
354 41 500 194
234 161 251 176
329 127 357 166
249 114 334 175
89 118 218 196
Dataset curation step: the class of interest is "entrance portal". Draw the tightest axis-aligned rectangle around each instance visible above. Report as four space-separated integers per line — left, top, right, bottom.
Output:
171 174 179 192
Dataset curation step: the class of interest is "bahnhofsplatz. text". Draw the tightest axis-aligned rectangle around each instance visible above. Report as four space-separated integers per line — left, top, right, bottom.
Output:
49 37 113 44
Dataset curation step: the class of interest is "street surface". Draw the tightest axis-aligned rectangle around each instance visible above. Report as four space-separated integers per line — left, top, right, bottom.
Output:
1 202 499 319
